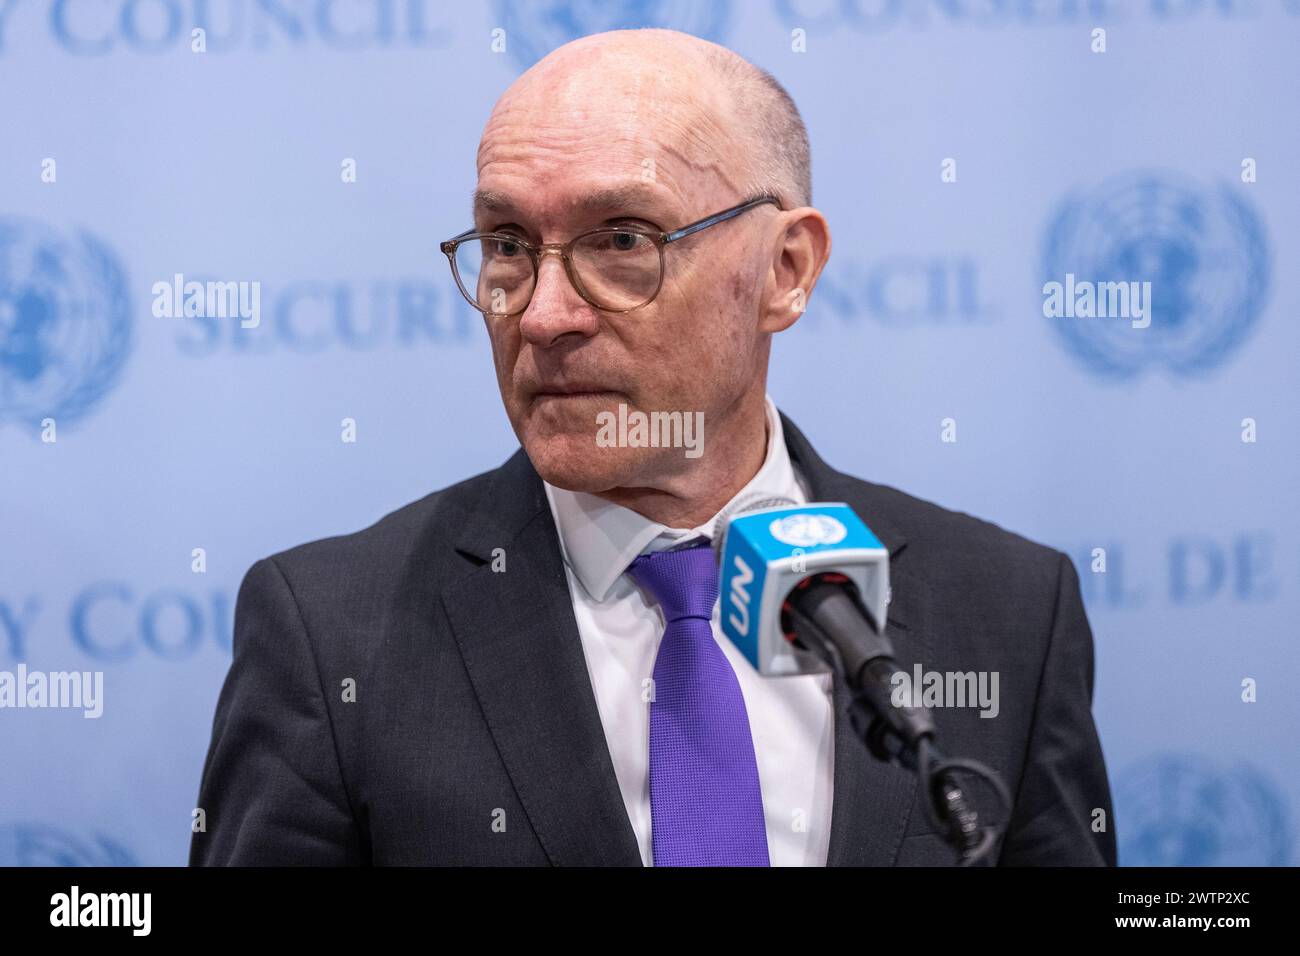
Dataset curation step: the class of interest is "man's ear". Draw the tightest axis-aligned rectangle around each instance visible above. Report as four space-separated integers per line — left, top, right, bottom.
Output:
758 208 831 334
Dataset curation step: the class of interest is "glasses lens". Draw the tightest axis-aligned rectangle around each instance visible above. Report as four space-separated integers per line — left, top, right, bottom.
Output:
454 235 535 315
570 230 661 311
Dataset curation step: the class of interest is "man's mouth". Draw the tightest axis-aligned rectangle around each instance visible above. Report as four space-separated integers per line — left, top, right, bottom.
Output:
532 386 621 401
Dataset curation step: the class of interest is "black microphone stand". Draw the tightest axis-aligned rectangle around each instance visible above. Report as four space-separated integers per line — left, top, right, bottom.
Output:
782 575 1011 866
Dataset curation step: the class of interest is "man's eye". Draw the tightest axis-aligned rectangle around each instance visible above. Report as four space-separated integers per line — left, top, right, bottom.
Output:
492 237 523 256
595 228 654 252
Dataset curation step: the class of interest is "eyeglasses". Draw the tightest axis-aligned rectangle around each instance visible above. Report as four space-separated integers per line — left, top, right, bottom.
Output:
440 195 781 317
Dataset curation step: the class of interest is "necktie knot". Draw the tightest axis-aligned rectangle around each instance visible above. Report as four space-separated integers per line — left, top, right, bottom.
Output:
627 543 718 623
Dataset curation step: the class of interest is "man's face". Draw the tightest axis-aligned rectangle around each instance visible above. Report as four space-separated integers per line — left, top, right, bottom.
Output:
472 46 772 495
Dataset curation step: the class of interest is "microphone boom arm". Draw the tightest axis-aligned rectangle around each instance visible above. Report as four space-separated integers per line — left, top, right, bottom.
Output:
781 575 1010 866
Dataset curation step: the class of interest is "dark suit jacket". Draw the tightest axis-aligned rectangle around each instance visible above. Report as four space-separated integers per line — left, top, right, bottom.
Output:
190 413 1116 866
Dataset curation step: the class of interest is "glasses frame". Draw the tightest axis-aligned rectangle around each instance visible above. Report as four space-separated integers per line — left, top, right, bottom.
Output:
440 194 782 317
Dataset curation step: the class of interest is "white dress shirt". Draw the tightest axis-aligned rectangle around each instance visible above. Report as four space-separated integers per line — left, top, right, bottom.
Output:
543 395 835 866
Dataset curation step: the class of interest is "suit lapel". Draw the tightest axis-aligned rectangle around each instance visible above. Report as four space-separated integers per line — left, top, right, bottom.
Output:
439 452 642 866
781 412 933 866
822 570 935 865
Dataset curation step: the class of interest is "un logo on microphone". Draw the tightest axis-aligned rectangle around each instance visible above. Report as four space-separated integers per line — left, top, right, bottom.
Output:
0 218 133 429
1116 755 1292 866
494 0 732 69
1041 171 1269 380
769 513 848 548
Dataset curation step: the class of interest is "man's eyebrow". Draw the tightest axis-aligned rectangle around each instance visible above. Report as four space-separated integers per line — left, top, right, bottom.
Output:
471 185 674 221
471 189 515 216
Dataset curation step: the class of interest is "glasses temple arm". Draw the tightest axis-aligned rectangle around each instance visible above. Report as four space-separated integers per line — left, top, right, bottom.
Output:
663 196 781 244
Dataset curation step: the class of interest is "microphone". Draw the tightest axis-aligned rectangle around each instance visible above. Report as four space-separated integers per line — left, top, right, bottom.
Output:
716 498 932 753
715 498 1010 864
714 497 890 678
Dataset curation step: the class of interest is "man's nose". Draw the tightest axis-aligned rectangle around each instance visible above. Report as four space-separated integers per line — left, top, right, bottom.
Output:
517 251 601 347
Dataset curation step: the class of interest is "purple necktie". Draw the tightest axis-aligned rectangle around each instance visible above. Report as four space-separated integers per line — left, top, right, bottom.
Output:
627 543 770 866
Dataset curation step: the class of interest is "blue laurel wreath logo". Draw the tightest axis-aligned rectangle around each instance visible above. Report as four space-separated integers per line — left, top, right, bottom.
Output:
1116 754 1292 866
0 823 138 866
1041 171 1269 379
0 218 132 429
494 0 732 69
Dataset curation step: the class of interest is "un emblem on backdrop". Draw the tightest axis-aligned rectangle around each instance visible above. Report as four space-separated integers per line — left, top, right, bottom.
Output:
0 218 132 429
495 0 731 68
1116 754 1292 866
1041 172 1269 379
0 823 137 866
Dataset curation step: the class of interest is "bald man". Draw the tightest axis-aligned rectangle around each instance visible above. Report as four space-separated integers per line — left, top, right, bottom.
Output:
191 29 1115 867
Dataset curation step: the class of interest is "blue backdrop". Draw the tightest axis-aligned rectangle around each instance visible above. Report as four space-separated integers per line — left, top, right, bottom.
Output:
1 0 1297 866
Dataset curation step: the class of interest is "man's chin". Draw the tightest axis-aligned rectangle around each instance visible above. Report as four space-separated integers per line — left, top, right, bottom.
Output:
522 431 643 494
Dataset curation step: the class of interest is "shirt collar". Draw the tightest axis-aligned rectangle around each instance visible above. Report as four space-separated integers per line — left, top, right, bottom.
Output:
543 395 809 602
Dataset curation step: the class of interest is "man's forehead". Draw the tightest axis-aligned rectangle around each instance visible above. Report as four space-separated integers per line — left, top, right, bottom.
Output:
473 72 734 226
471 180 683 223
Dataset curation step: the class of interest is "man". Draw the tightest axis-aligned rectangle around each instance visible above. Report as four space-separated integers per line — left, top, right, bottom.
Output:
190 28 1115 866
